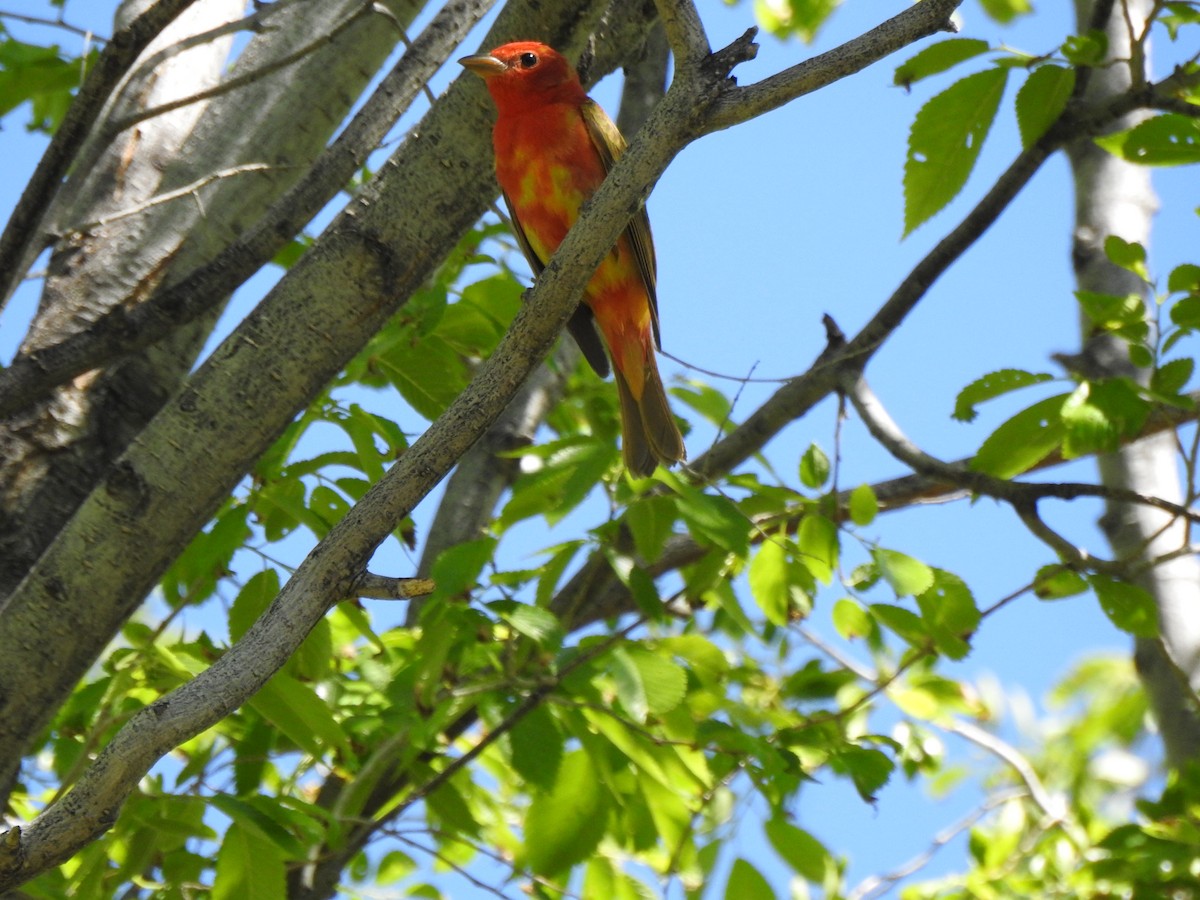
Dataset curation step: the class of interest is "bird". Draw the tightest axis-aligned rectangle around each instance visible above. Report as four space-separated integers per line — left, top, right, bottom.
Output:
460 41 686 477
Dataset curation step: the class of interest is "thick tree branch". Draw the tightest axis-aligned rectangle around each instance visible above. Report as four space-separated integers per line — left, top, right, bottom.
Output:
0 0 490 420
0 0 201 308
707 0 961 131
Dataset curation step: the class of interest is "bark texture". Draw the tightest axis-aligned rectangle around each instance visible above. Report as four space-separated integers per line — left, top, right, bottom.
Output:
1068 0 1200 764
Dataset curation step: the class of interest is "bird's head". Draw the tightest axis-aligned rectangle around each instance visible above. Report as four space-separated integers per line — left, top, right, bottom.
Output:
459 41 585 110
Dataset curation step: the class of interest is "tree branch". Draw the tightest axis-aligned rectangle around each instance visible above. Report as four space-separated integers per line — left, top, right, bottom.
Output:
0 0 201 309
0 0 493 419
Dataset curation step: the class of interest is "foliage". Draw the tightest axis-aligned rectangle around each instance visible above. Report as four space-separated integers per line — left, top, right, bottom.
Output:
3 1 1200 899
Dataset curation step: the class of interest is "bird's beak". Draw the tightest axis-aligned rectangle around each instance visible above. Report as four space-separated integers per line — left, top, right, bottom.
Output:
459 54 507 77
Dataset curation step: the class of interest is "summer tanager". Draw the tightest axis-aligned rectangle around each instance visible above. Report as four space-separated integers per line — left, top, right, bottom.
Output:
460 41 685 477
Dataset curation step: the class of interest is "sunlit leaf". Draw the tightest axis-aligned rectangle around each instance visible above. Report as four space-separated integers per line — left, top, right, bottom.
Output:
970 394 1069 478
894 39 990 89
1016 65 1073 147
1090 575 1159 638
524 751 608 875
904 68 1007 235
1096 114 1200 166
953 368 1055 422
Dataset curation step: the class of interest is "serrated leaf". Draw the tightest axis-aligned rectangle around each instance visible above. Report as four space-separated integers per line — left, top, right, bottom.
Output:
915 570 979 659
1062 30 1108 66
429 537 496 599
1169 263 1200 295
1096 114 1200 166
495 603 564 648
870 603 929 647
1104 235 1150 281
1034 564 1088 600
624 495 677 563
970 394 1068 478
1016 64 1074 147
674 484 749 555
1152 358 1194 396
894 39 990 88
978 0 1031 23
874 548 934 597
510 705 562 791
1061 379 1147 458
832 598 873 640
749 539 790 627
1090 575 1159 638
627 648 688 715
764 819 830 881
904 68 1008 235
831 745 894 802
798 514 838 584
724 858 774 900
376 335 468 420
229 569 280 643
212 823 286 900
210 795 306 859
848 483 877 526
800 443 830 489
953 368 1055 422
249 673 351 760
524 751 608 874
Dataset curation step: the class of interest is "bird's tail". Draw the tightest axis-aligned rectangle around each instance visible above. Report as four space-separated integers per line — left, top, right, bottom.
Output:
614 356 685 478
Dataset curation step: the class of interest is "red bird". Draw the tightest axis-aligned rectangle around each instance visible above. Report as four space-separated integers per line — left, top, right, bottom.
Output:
460 41 685 477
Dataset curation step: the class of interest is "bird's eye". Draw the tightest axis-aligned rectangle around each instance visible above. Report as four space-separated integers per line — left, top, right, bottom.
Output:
518 52 538 68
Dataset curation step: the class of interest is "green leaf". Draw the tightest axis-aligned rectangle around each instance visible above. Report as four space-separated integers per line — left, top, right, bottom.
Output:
249 673 351 760
1096 114 1200 166
1104 236 1150 282
970 394 1069 478
798 514 838 584
428 537 496 599
832 598 873 640
1090 575 1159 638
210 795 306 859
510 705 563 790
1016 65 1074 147
1034 564 1088 600
494 602 564 648
753 0 841 42
229 569 280 643
953 368 1055 422
523 750 608 875
724 858 774 900
376 335 468 420
831 745 894 802
1152 358 1194 397
799 443 830 489
870 603 929 647
1060 380 1148 459
915 570 979 659
749 539 791 627
624 495 677 563
1169 263 1200 295
764 818 830 881
628 647 688 716
673 484 749 555
1062 30 1108 67
894 39 991 88
904 68 1008 235
978 0 1031 23
847 483 877 526
212 823 286 900
874 548 934 597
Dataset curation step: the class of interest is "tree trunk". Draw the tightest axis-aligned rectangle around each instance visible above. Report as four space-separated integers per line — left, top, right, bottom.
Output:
1068 0 1200 765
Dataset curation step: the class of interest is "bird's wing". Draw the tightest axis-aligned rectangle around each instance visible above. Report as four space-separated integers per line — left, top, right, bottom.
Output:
580 98 661 349
502 187 611 377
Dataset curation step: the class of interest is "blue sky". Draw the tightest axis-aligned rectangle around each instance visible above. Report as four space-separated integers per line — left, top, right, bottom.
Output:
3 0 1199 896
